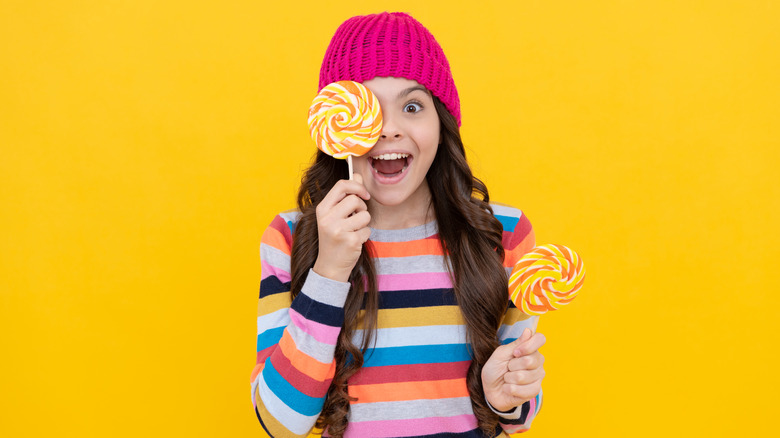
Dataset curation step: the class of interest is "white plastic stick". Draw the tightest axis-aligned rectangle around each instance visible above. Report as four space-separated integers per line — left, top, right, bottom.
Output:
348 155 354 181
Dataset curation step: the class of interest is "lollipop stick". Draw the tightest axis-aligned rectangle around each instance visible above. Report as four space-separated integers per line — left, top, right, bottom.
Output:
348 155 354 181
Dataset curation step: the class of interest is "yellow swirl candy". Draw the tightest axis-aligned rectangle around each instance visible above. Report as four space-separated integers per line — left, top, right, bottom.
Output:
308 81 382 159
508 244 585 316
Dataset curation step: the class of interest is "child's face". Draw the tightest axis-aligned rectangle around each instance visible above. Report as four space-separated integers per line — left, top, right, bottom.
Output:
354 77 441 222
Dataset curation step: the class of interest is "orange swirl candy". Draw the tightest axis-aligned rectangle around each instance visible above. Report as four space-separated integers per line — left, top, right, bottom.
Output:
308 81 383 159
508 244 585 316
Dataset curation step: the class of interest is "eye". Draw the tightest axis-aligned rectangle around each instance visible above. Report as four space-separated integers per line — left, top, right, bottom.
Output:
403 102 423 113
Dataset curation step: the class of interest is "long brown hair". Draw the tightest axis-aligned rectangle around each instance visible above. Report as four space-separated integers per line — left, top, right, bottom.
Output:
290 97 507 437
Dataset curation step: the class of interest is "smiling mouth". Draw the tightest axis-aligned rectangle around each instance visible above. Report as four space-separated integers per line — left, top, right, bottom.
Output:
369 153 410 178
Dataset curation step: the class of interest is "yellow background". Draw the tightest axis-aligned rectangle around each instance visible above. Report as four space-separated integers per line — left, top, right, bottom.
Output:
1 0 777 436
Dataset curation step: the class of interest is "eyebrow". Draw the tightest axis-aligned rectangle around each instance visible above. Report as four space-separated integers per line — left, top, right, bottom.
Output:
397 85 430 99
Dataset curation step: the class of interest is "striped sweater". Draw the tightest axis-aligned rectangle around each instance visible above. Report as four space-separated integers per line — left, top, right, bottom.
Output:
251 203 542 437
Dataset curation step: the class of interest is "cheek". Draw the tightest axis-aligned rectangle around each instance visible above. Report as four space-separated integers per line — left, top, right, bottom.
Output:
419 131 440 159
421 117 441 154
352 155 370 172
416 143 439 178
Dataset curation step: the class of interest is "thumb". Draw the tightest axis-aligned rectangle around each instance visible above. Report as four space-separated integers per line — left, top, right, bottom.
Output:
515 328 534 345
350 172 371 200
494 328 534 361
511 328 534 357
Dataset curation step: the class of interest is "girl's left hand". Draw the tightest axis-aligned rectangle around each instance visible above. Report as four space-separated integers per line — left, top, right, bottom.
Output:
481 328 546 413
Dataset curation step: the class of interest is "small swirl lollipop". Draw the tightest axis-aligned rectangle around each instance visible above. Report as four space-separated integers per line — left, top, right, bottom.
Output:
308 81 383 179
509 244 585 316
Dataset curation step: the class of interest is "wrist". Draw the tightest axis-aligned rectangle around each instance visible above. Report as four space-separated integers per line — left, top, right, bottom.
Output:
485 395 516 415
312 260 351 283
486 396 523 419
300 268 352 308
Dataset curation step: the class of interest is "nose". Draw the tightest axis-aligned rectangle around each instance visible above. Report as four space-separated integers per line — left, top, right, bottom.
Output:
379 112 402 141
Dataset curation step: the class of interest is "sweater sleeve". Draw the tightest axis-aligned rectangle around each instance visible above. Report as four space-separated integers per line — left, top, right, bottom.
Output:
493 205 544 434
250 213 350 437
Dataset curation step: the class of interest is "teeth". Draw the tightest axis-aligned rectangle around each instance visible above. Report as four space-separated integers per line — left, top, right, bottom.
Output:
373 153 409 160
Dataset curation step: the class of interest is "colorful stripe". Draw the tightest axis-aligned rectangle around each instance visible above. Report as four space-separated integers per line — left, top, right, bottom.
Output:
349 361 471 385
376 272 453 291
343 414 478 438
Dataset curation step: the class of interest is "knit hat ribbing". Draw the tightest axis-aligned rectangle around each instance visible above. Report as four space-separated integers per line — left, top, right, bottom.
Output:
318 12 461 126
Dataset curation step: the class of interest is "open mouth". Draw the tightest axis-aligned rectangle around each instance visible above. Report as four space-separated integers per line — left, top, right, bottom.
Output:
369 153 411 178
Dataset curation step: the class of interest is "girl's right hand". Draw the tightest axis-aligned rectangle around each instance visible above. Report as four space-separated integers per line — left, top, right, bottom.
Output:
312 173 372 283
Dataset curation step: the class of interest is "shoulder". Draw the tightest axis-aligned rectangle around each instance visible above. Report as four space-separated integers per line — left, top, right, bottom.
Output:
260 209 302 253
489 202 536 267
489 202 533 241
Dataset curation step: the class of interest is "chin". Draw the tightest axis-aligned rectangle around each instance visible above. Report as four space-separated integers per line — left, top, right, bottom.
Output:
369 193 407 207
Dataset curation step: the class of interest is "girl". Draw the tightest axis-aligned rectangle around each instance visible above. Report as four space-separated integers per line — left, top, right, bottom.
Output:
252 12 546 438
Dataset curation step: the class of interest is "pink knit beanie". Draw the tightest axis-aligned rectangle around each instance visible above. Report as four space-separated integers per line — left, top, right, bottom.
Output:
319 12 461 126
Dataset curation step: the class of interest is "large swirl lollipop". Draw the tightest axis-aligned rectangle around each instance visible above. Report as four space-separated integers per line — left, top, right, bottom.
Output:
509 244 585 316
308 81 383 179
